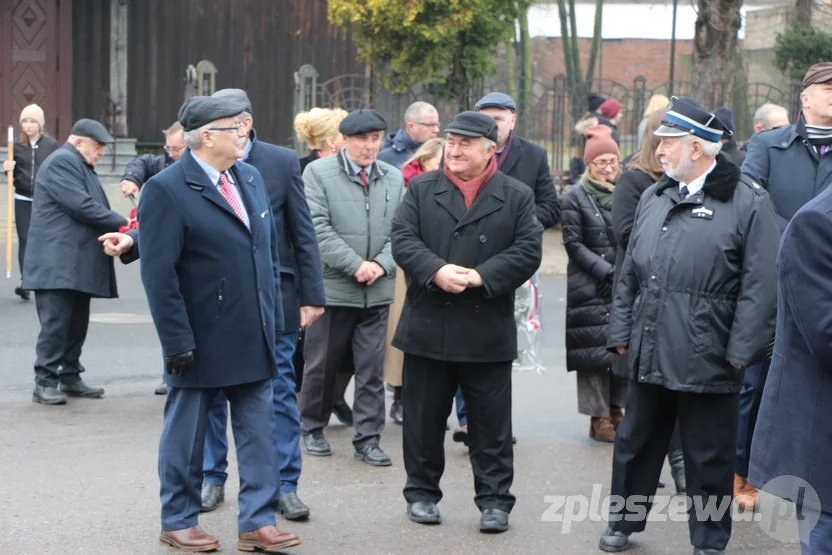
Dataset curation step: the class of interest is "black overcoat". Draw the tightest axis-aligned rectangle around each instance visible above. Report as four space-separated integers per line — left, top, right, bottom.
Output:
391 169 543 363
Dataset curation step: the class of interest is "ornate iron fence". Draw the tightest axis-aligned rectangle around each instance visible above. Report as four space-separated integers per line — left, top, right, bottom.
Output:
293 65 802 171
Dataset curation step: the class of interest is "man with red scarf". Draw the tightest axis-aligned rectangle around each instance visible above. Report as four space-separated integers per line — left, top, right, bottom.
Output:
391 111 543 533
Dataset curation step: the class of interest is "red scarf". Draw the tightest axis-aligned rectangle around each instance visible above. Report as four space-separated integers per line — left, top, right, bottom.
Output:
443 156 498 209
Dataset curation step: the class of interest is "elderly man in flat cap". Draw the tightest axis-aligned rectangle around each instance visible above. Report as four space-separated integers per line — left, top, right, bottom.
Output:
198 88 325 520
391 111 543 533
599 97 780 554
23 119 127 405
300 108 405 466
736 61 832 511
137 95 300 552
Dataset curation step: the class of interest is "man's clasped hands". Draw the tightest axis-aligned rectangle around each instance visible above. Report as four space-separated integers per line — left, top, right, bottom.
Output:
432 264 483 294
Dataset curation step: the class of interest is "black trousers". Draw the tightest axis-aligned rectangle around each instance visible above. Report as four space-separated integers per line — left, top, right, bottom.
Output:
15 198 32 277
609 380 738 550
294 327 356 394
402 353 515 513
33 290 92 387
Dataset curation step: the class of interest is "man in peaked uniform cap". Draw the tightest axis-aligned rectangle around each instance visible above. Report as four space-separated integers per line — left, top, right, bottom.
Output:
137 94 301 552
599 96 780 554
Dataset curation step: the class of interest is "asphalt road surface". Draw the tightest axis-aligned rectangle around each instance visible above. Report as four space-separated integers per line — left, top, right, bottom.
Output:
0 258 797 554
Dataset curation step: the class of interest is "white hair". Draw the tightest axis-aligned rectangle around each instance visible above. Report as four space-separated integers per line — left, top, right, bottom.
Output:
404 101 438 123
753 103 788 130
482 137 497 151
681 134 722 157
184 128 204 150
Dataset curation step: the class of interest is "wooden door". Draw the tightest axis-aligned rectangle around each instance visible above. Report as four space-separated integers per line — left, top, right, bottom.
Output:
0 0 72 140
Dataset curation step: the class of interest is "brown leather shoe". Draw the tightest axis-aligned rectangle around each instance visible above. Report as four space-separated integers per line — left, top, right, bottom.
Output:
589 417 616 443
610 407 624 429
238 525 301 552
159 526 220 552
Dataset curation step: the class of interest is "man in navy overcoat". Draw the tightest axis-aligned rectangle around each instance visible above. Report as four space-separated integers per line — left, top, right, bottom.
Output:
201 89 326 520
137 95 300 552
749 182 832 553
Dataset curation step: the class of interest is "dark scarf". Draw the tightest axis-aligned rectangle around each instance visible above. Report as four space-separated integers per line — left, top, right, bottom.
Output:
580 175 615 211
443 156 498 208
496 132 514 169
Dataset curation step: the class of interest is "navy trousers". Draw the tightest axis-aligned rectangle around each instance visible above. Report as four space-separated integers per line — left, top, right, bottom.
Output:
735 357 771 478
204 332 302 495
799 506 832 555
159 379 279 532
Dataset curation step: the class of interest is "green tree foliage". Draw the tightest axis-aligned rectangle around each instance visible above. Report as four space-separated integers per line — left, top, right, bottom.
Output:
774 21 832 81
328 0 521 109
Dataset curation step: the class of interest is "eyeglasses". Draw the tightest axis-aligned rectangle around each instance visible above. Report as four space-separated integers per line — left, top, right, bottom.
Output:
414 122 441 129
592 159 619 169
206 122 244 133
164 145 184 154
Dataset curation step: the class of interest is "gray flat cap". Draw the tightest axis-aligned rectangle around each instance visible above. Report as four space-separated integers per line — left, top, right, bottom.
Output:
445 111 498 143
475 92 517 112
70 119 114 144
339 109 387 136
178 95 247 132
212 88 253 114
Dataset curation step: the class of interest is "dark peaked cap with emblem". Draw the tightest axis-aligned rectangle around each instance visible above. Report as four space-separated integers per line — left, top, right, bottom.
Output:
654 96 732 142
178 95 247 132
339 109 387 136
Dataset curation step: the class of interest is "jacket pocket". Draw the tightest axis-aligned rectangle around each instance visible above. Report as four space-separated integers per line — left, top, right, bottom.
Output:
690 297 712 355
214 278 226 321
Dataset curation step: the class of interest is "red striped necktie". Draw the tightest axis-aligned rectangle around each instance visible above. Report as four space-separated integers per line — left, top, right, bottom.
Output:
218 173 246 222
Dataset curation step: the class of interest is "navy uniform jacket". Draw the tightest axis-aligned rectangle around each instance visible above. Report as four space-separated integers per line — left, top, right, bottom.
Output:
137 149 283 388
244 131 326 331
749 184 832 512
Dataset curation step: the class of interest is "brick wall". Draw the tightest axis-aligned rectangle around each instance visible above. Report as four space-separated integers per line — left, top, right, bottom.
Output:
530 36 694 87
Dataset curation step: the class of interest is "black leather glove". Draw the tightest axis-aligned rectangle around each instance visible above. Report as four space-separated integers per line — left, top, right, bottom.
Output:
765 335 775 360
165 350 195 376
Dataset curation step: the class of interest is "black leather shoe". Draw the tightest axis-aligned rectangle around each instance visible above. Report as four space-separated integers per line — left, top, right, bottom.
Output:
408 501 440 524
479 508 509 533
14 287 29 301
32 385 67 405
668 445 686 494
301 430 332 456
599 526 631 552
693 549 724 555
59 380 104 398
390 400 403 425
154 381 168 395
354 443 392 466
332 401 354 425
278 492 310 521
200 484 225 512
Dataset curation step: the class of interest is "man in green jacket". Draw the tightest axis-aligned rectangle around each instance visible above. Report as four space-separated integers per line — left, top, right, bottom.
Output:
300 109 405 467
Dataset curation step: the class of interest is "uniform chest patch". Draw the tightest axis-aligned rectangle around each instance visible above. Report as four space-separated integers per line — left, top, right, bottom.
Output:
691 206 714 220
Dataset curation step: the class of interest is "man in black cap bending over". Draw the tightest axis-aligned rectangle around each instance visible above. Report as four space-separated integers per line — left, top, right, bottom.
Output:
138 95 300 552
391 111 542 532
599 97 779 554
23 119 128 405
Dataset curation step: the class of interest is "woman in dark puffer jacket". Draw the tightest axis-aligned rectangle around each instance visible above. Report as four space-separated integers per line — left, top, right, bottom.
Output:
562 125 627 442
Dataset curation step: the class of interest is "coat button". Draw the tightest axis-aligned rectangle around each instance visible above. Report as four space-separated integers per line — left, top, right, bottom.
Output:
662 226 667 231
253 246 258 253
651 275 656 280
453 232 461 239
644 326 650 331
601 254 605 259
479 235 487 243
445 301 453 308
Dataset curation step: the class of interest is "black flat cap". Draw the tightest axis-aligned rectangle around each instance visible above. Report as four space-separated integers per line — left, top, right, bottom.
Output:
714 107 735 135
71 119 114 144
475 92 517 112
212 88 253 114
178 95 247 132
444 111 498 143
339 109 387 136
